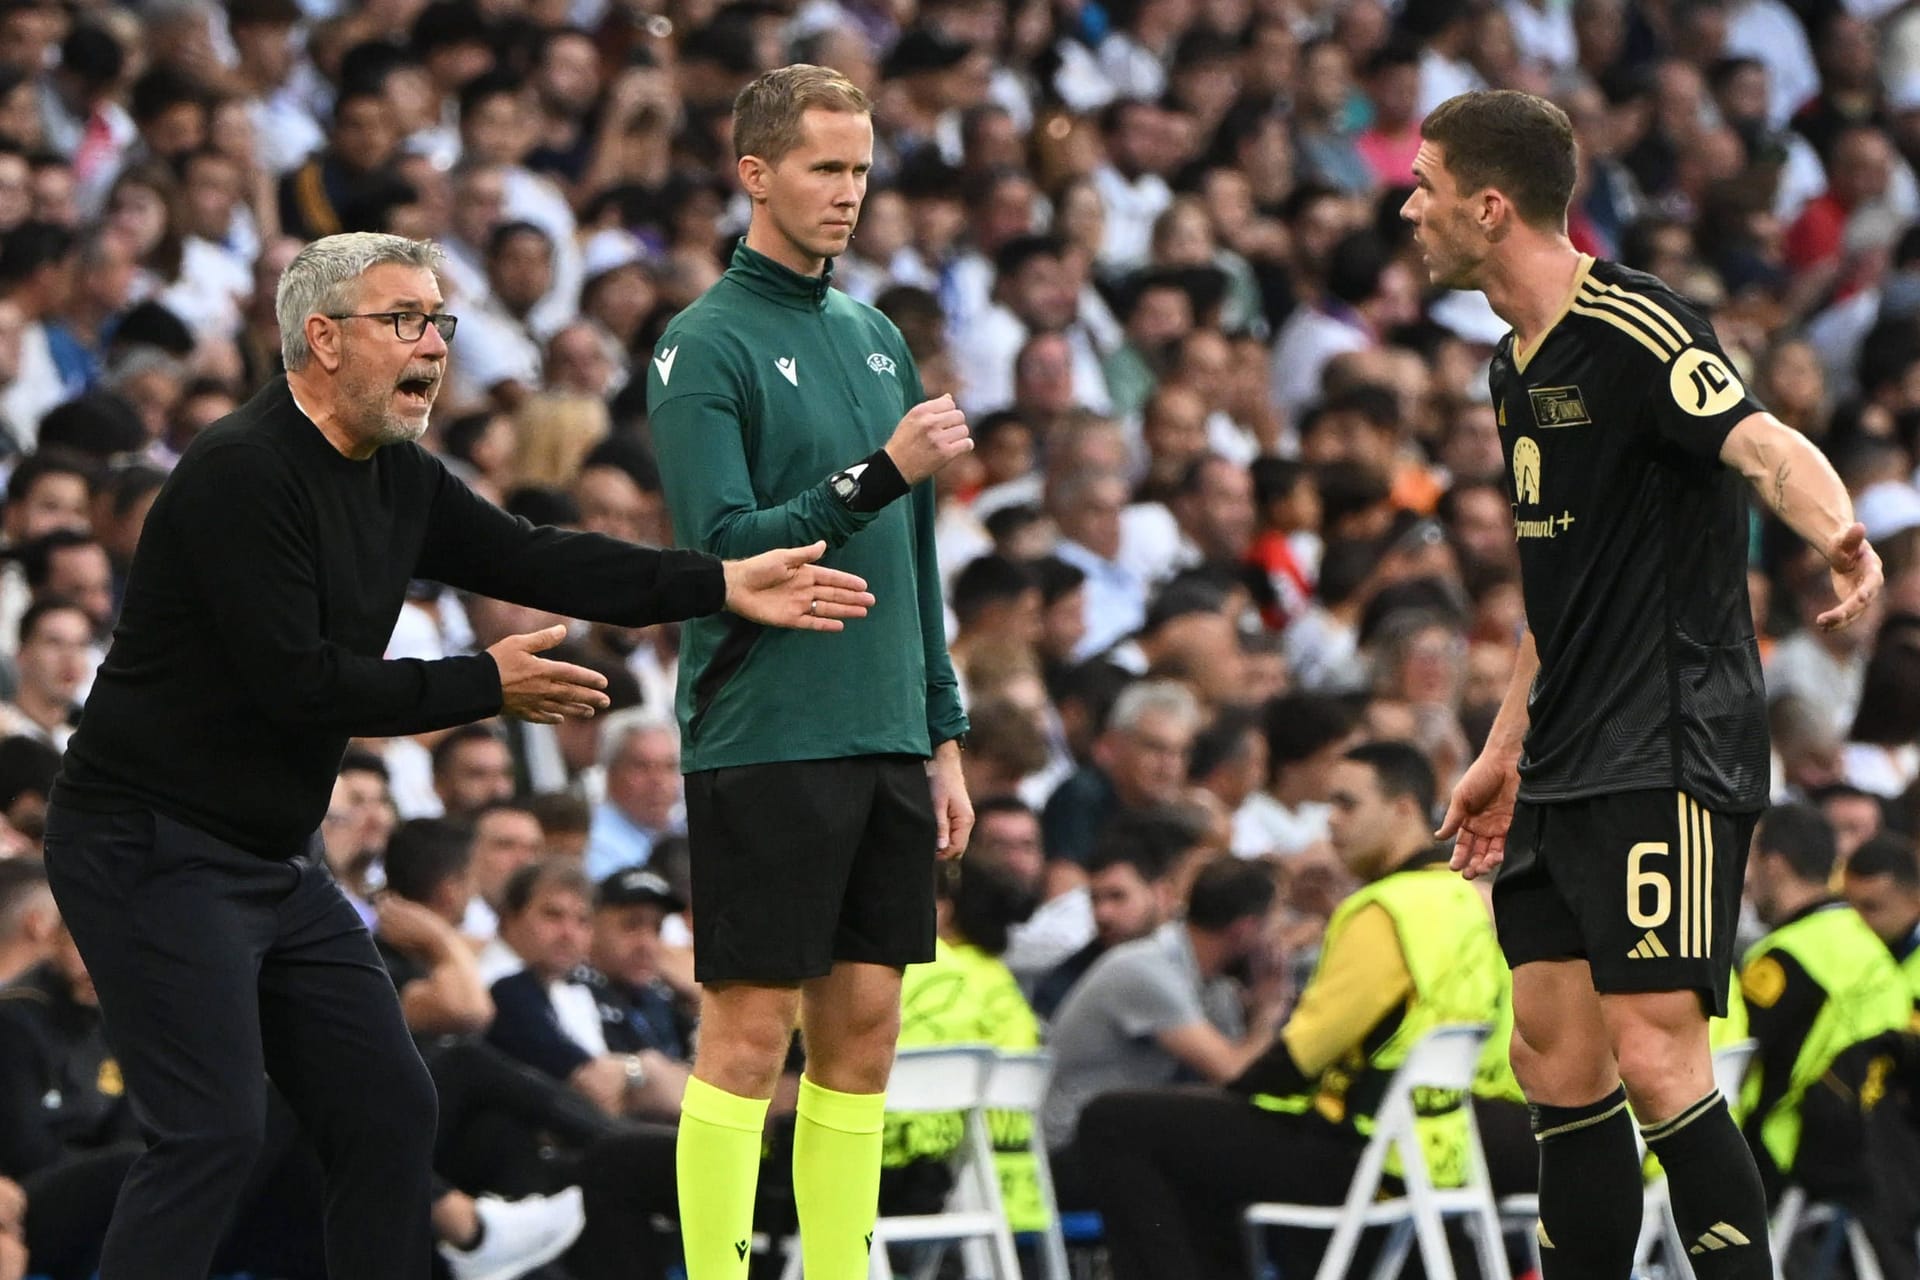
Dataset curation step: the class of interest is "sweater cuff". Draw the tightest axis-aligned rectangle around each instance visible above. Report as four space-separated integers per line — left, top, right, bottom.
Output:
655 548 729 622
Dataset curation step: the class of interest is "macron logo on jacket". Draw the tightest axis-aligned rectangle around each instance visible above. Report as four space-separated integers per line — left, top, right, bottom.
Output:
653 346 678 385
774 357 798 386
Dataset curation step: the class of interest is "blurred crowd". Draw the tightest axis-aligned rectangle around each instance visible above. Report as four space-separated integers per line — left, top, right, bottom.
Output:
0 0 1919 1270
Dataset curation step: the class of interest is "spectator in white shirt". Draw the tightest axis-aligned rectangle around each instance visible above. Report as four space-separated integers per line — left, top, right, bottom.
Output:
450 219 552 411
461 800 548 945
1233 692 1357 858
953 234 1112 415
584 714 684 881
226 0 326 176
0 600 89 751
1097 0 1192 102
1092 100 1176 270
1050 469 1151 659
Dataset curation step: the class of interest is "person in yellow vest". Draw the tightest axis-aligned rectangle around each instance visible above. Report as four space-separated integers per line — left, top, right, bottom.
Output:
881 859 1046 1235
1739 804 1913 1200
1841 833 1920 1009
1075 742 1515 1280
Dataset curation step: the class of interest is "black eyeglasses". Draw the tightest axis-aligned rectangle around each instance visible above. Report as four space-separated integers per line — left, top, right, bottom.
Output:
325 311 459 342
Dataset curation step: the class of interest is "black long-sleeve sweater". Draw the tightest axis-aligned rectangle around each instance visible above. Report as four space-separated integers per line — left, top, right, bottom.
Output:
56 377 725 857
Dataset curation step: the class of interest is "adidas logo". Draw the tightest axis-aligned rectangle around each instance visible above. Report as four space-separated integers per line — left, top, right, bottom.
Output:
1628 931 1670 959
1689 1223 1752 1254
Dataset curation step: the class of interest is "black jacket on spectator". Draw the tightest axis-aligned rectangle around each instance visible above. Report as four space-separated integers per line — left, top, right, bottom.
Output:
487 967 601 1080
0 962 136 1176
589 969 691 1061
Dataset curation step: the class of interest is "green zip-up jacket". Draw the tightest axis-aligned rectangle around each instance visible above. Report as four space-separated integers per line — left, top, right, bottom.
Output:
647 241 967 772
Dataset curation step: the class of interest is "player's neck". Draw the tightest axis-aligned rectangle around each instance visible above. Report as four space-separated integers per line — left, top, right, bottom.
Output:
1479 235 1584 352
744 218 827 278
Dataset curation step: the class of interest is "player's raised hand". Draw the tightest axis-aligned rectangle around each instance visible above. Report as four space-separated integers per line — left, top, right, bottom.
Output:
489 624 612 724
1438 752 1520 881
723 541 875 631
884 394 972 484
1819 522 1882 631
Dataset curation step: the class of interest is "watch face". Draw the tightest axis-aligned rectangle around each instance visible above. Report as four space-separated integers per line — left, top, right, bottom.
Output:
831 472 858 500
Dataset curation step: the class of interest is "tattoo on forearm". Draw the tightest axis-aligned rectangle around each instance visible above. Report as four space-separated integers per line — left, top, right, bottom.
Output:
1771 462 1790 512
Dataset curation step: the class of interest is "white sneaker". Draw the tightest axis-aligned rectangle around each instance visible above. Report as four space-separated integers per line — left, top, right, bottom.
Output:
438 1186 588 1280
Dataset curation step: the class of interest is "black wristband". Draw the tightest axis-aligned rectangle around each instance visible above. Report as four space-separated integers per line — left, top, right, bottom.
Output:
827 449 911 513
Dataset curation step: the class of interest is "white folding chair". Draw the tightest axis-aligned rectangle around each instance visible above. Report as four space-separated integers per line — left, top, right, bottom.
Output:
1771 1188 1885 1280
1242 1024 1512 1280
1626 1039 1762 1276
783 1045 1019 1280
982 1051 1071 1280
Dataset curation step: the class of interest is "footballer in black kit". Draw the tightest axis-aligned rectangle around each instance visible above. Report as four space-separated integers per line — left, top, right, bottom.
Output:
1490 255 1766 1011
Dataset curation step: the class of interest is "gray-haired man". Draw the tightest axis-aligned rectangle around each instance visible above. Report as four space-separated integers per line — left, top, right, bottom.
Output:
43 232 875 1280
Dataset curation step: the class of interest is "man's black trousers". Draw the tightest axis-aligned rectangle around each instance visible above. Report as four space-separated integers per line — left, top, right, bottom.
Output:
42 803 437 1280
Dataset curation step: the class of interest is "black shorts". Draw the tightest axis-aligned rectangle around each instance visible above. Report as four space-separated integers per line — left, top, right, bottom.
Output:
682 754 938 984
1493 789 1758 1015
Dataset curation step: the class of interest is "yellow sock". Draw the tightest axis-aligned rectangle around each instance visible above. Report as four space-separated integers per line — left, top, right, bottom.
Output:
793 1075 886 1279
677 1076 771 1279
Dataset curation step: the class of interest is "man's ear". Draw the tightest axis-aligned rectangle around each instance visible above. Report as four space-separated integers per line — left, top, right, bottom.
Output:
306 313 344 373
1479 189 1511 241
738 153 771 202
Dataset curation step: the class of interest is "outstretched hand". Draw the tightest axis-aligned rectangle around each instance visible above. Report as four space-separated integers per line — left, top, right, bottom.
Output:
488 624 611 725
723 542 875 631
1437 753 1520 881
1819 522 1882 631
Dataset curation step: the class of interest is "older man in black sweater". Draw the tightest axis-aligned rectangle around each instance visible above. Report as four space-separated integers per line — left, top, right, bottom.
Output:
43 232 874 1280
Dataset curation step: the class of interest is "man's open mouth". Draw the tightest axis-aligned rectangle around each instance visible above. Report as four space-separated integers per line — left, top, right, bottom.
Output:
396 376 437 404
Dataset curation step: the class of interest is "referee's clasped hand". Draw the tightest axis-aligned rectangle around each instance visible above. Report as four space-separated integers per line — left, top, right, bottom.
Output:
722 541 875 632
883 395 973 485
489 624 612 725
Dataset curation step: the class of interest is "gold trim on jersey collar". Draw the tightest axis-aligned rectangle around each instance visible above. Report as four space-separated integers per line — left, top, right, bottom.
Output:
1513 254 1596 374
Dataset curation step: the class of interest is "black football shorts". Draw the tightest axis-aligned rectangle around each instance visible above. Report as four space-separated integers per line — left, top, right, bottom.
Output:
1493 789 1757 1015
682 754 938 984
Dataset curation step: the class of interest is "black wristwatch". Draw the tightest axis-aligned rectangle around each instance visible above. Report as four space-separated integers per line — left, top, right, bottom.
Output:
828 463 869 504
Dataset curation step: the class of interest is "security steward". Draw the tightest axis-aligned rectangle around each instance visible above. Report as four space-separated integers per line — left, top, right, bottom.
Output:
1076 742 1517 1280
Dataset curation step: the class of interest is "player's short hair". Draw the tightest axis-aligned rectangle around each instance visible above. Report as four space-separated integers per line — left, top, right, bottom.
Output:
500 856 593 917
1755 802 1837 884
383 817 475 904
1419 90 1577 230
1846 833 1920 890
1185 855 1276 930
1343 740 1438 826
732 64 870 166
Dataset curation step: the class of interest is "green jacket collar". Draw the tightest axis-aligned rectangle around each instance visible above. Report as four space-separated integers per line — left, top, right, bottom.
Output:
727 238 835 311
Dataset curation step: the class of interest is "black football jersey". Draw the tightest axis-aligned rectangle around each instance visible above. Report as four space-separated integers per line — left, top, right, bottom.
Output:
1490 257 1768 812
